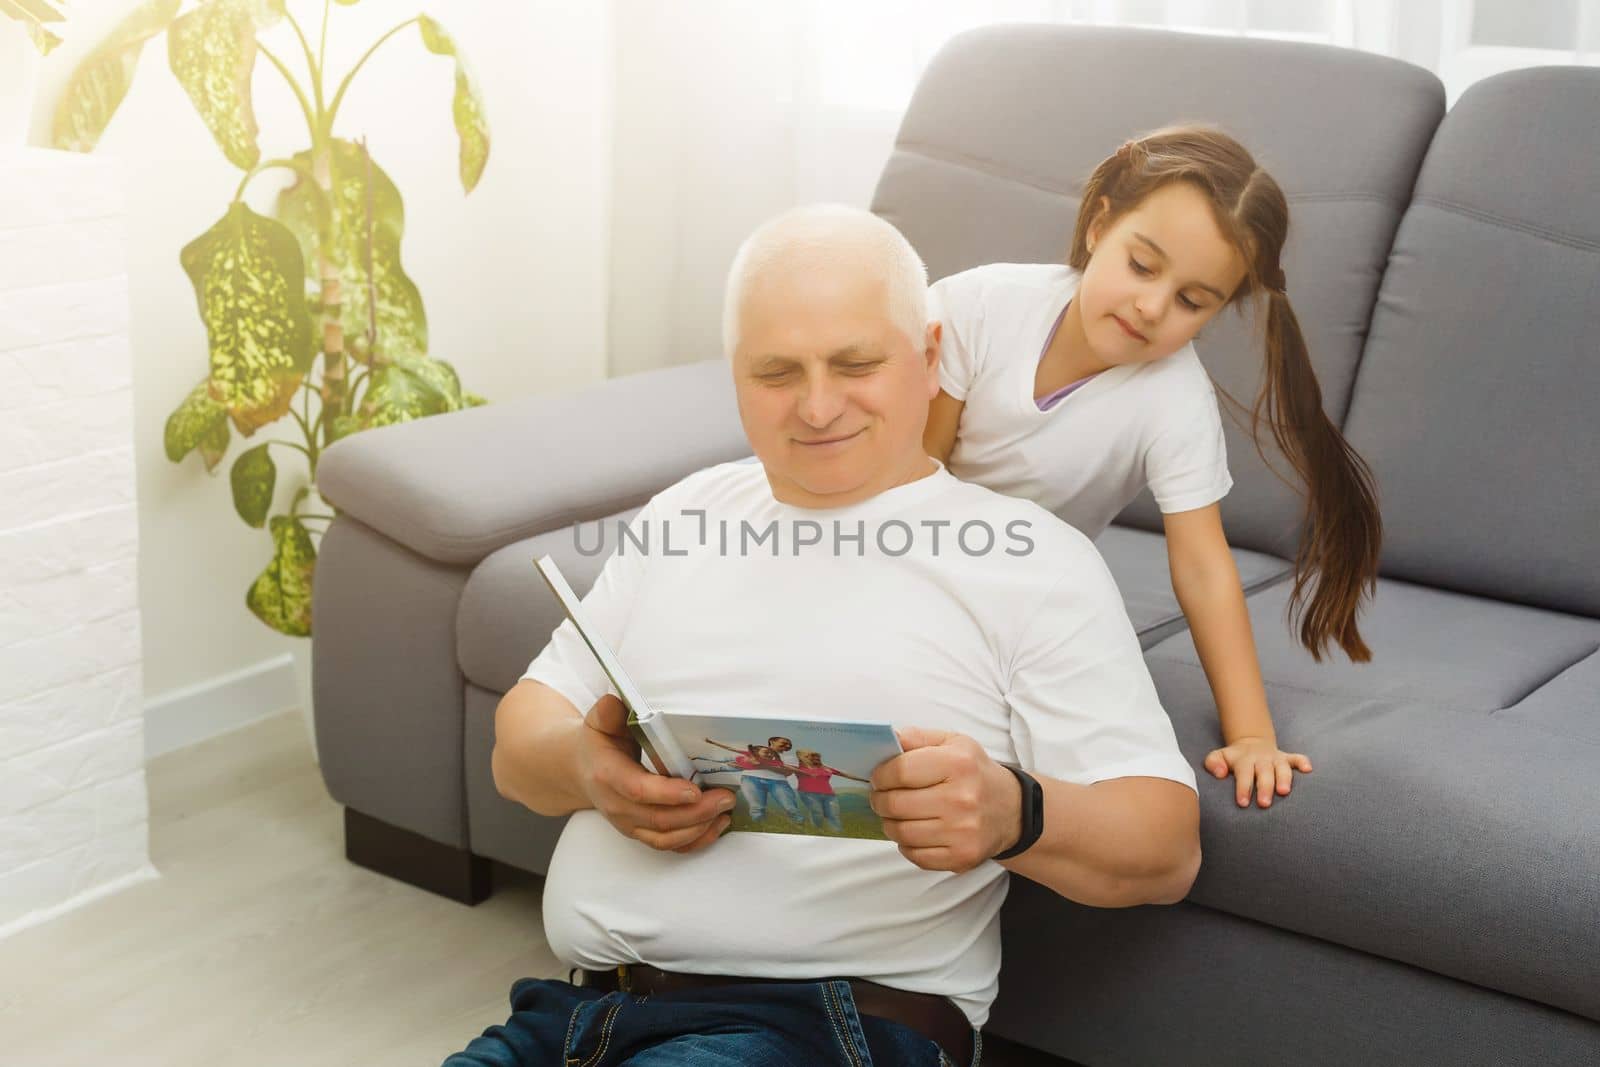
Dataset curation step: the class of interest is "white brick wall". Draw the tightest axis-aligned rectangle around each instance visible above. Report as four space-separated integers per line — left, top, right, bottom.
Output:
0 148 154 937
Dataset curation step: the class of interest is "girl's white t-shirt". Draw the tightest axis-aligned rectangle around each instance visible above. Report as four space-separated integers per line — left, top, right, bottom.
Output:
931 262 1233 540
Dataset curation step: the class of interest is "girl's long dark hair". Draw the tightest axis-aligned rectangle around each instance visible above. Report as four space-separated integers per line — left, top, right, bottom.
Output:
1068 126 1381 663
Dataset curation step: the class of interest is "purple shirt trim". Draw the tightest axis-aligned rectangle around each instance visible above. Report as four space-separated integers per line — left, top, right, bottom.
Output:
1035 300 1096 411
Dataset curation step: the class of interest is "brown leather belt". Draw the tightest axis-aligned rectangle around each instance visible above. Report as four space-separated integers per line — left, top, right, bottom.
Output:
579 963 973 1064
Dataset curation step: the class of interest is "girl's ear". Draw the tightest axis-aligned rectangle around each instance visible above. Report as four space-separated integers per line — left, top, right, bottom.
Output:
1087 195 1113 250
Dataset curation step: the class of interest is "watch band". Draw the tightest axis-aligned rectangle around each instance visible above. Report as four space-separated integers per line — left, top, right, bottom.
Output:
993 762 1045 860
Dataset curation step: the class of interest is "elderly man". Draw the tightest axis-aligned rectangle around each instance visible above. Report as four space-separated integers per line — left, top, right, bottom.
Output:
449 205 1200 1067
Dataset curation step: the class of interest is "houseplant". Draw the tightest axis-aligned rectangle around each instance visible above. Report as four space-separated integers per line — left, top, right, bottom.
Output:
2 0 68 54
51 0 490 640
1 0 68 144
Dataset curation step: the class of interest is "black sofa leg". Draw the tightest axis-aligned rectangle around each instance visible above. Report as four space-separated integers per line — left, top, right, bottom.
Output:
344 807 492 905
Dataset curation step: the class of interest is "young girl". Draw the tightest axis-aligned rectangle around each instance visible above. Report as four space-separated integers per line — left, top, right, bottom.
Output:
923 126 1381 810
786 750 872 833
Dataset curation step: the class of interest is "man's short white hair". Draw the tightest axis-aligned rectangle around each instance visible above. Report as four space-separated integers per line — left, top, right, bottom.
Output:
721 204 929 359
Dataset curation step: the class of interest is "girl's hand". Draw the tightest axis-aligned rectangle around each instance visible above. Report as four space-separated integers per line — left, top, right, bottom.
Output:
1203 737 1312 808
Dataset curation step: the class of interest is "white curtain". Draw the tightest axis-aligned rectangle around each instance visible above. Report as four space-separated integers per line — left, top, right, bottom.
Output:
606 0 1599 376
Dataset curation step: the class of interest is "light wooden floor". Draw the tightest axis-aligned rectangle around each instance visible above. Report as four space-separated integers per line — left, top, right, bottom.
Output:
0 711 563 1066
0 709 1068 1067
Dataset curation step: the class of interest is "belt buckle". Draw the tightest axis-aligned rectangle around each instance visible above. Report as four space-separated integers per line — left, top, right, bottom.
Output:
615 964 632 993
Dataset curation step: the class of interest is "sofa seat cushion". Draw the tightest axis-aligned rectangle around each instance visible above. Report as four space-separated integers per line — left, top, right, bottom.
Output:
1145 583 1600 1022
1150 575 1600 712
990 885 1600 1066
1093 524 1291 649
457 506 642 695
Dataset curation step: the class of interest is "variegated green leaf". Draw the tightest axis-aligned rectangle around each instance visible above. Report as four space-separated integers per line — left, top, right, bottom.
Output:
197 414 232 469
356 357 456 428
3 0 66 56
23 22 64 55
1 0 66 23
275 139 427 365
418 14 490 193
180 201 314 435
2 0 62 23
270 162 332 270
50 0 182 152
164 377 234 471
463 391 487 408
230 442 276 527
400 355 462 406
167 0 284 171
245 514 316 636
326 413 362 444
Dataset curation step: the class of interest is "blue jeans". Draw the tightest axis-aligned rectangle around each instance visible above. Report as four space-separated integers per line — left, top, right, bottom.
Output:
800 792 843 832
441 977 982 1066
740 776 803 824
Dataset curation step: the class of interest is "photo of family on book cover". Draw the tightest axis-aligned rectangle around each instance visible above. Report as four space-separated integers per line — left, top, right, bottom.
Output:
670 713 902 841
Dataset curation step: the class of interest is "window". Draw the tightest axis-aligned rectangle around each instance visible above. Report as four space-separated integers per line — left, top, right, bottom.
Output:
1427 0 1598 101
807 1 1597 112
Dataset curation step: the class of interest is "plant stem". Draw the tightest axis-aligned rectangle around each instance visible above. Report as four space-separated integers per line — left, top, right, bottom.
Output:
267 438 314 460
284 6 322 113
319 0 330 73
362 137 377 357
307 376 328 457
257 42 318 143
346 365 370 414
289 402 312 444
325 16 421 134
232 156 314 202
289 401 318 470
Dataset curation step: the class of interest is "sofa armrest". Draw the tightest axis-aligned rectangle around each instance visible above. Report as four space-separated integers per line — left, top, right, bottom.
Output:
316 359 750 566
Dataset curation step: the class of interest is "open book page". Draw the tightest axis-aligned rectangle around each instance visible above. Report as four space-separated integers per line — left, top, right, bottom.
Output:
532 555 696 778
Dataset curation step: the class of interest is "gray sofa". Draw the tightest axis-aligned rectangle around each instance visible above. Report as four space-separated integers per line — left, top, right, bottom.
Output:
311 25 1600 1066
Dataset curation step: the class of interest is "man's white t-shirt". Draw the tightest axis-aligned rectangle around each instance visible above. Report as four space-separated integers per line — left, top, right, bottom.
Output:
930 262 1233 541
522 459 1196 1027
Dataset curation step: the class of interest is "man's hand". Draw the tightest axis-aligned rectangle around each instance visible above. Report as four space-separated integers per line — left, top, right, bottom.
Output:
1203 735 1313 809
870 726 1021 873
577 695 734 852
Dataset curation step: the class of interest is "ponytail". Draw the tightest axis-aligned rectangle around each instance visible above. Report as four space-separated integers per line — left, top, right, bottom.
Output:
1255 287 1382 663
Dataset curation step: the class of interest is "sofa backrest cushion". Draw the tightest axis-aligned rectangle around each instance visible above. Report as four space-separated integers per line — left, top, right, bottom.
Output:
871 24 1443 556
1341 66 1600 617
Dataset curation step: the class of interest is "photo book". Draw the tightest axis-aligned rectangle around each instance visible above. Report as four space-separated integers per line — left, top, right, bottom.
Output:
533 555 902 840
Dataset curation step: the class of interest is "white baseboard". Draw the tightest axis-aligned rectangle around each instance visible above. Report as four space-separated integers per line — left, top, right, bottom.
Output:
142 653 298 760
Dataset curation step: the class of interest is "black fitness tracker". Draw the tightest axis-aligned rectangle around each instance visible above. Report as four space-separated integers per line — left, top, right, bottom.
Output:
993 762 1045 860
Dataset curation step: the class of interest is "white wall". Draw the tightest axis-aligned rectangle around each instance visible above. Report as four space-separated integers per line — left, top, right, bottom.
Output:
606 0 899 378
24 1 612 726
0 147 156 937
